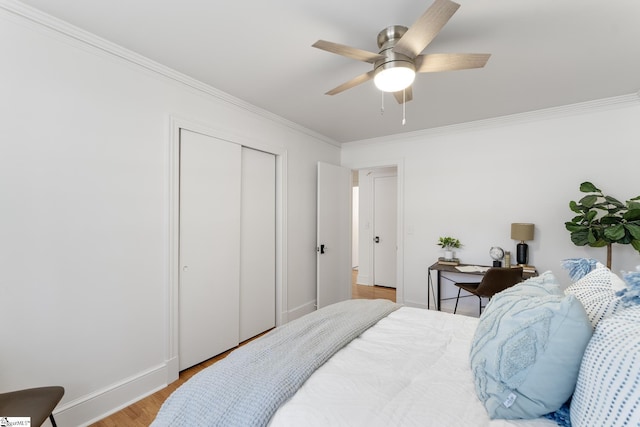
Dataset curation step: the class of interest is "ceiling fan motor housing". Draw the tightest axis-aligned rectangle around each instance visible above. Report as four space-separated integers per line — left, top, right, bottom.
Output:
375 26 415 68
374 25 415 91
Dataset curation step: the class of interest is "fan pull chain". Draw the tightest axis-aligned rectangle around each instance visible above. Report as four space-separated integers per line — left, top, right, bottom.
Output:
380 91 385 115
402 89 406 125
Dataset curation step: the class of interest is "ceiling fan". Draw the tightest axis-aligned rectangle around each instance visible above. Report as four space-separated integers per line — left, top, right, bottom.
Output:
312 0 491 104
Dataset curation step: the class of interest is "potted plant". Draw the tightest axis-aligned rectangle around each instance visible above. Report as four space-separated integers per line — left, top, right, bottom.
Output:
565 181 640 268
437 236 462 260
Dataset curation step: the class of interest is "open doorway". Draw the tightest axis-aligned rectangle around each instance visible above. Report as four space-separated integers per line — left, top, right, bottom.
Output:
351 167 398 303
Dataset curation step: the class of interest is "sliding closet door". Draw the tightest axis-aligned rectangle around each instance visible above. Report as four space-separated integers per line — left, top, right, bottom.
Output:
179 130 241 370
239 147 276 341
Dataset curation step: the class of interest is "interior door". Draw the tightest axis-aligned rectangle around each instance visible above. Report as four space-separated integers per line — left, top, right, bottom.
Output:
239 147 276 341
373 175 397 288
179 129 241 370
316 162 352 309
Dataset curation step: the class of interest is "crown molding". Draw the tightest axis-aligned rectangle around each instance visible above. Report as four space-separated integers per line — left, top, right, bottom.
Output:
343 92 640 148
3 0 637 150
0 0 340 148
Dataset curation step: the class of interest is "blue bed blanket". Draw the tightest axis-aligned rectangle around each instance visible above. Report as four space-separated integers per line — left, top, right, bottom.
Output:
151 298 400 427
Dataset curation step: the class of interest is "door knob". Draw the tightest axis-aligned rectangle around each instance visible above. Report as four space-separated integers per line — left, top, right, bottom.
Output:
374 236 380 243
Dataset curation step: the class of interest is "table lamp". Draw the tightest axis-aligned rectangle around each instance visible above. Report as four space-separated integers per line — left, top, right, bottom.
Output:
511 223 535 265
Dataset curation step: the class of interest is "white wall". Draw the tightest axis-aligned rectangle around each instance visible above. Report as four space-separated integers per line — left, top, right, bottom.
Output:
0 4 338 425
342 96 640 315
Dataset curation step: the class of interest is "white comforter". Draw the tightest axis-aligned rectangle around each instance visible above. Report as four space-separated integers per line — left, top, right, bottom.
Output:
269 306 557 427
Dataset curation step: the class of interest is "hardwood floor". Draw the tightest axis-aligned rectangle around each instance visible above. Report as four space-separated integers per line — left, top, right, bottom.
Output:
351 269 396 302
89 333 268 427
90 269 394 426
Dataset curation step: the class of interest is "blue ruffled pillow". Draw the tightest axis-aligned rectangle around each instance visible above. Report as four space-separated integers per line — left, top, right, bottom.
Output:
561 258 599 281
615 267 640 307
544 400 572 427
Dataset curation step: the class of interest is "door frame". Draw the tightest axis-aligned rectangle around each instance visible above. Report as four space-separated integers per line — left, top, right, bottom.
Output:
165 115 288 383
346 159 404 305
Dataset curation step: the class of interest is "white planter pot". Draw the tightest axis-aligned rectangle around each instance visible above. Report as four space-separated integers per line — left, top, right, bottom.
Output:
444 250 454 260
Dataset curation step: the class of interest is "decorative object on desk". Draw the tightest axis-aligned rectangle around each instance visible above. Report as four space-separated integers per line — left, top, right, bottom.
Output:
437 236 462 261
565 181 640 269
519 264 537 274
489 246 504 267
511 222 535 265
438 257 460 266
456 265 490 273
504 250 511 268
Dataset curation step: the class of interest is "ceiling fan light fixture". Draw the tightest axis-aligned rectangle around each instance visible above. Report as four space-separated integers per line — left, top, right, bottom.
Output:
313 1 490 103
374 62 416 92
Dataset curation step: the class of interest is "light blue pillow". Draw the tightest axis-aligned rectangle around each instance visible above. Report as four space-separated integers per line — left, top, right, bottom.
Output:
570 305 640 426
470 274 593 419
498 270 562 297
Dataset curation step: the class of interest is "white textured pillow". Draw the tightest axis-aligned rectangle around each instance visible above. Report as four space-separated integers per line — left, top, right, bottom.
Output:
470 273 592 419
564 263 626 329
570 305 640 426
594 261 627 291
610 270 628 291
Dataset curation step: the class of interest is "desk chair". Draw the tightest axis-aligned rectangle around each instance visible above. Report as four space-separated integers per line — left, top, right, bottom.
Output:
453 267 523 315
0 386 64 427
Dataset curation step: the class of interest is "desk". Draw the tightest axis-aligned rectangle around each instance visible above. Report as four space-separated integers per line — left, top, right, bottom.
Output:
427 262 536 311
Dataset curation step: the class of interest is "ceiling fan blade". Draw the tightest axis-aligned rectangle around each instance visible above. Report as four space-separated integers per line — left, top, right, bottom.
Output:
312 40 385 64
325 70 376 95
414 53 491 73
393 86 413 104
393 0 460 58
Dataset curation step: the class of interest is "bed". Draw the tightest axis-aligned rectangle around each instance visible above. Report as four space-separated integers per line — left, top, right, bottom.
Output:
152 262 640 427
268 305 555 427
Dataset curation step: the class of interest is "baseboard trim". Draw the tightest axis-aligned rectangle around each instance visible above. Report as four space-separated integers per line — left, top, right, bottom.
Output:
403 299 428 310
53 362 169 427
287 300 316 321
356 273 371 286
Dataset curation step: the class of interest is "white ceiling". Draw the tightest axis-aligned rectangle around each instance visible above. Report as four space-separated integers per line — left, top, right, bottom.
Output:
18 0 640 143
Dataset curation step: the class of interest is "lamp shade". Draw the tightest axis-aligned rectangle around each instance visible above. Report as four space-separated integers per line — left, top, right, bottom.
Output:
511 223 534 242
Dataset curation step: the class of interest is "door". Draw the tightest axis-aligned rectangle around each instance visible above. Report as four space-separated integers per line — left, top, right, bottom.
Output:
239 147 276 341
373 175 397 288
316 162 352 309
179 130 241 370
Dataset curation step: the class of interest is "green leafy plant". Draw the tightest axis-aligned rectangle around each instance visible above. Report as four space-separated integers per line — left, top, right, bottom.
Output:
437 236 462 249
565 181 640 268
